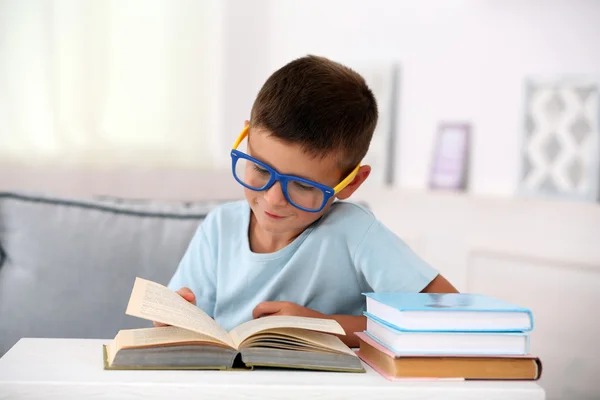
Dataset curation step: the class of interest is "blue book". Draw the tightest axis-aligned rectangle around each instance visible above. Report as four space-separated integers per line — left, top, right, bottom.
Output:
363 293 534 332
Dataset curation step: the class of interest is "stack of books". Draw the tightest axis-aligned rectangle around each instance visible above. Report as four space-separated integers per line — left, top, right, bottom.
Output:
356 292 542 381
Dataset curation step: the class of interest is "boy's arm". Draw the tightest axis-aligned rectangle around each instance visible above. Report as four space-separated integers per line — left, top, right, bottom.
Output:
421 273 459 293
332 273 458 346
328 314 366 347
354 219 460 295
252 273 457 348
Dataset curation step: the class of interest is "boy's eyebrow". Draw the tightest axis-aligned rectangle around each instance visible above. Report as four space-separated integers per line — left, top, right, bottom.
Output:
247 139 323 183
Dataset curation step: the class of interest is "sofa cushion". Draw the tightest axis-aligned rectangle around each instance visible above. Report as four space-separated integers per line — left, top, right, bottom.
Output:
0 192 225 356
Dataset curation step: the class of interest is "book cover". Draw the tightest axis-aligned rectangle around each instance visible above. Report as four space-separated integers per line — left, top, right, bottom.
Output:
356 332 542 381
363 292 534 332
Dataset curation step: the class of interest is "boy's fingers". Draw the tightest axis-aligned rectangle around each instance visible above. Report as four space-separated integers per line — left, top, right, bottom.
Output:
177 287 196 305
153 321 169 327
252 301 284 319
182 293 196 305
177 287 193 296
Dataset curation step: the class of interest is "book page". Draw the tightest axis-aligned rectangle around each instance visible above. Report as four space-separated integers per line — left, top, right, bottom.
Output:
125 277 234 348
229 315 345 348
108 326 227 365
242 328 356 356
117 326 228 349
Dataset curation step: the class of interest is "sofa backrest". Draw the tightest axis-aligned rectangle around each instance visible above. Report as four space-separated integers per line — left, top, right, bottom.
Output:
0 192 224 356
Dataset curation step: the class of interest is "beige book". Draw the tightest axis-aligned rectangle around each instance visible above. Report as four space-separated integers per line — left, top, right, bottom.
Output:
356 332 542 380
103 277 364 372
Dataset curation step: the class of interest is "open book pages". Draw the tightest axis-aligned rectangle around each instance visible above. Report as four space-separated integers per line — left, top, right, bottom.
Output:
125 277 234 347
241 327 356 356
124 277 346 349
106 277 364 372
106 326 229 366
229 315 345 347
107 325 356 367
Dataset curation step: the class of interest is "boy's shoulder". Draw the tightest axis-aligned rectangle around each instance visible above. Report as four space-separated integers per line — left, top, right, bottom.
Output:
308 201 382 250
318 200 376 230
328 200 374 216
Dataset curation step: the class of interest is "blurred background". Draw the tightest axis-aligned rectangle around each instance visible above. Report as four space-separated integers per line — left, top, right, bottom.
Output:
1 1 599 399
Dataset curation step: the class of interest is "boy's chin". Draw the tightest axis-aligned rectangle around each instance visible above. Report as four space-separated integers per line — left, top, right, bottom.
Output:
255 211 293 230
253 209 316 235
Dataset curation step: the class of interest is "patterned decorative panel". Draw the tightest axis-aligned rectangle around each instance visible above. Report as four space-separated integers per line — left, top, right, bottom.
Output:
520 78 600 201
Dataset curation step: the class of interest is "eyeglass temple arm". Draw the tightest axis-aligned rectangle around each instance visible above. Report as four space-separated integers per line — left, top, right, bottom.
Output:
232 125 250 150
333 164 361 194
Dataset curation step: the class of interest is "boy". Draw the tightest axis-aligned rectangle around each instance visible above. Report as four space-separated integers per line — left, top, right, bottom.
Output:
158 55 457 347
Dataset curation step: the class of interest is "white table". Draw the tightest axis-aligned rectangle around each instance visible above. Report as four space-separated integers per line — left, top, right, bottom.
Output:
0 338 545 399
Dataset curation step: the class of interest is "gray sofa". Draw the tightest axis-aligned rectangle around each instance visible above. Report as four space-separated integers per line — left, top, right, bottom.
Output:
0 192 227 356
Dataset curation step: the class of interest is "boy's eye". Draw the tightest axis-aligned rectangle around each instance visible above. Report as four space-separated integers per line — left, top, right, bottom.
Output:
252 164 270 175
292 181 316 191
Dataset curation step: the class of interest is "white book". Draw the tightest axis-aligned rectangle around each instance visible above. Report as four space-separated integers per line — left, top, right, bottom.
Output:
365 316 529 355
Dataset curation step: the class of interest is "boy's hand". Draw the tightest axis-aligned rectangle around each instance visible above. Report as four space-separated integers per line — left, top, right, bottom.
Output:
253 301 366 348
252 301 325 319
152 287 196 327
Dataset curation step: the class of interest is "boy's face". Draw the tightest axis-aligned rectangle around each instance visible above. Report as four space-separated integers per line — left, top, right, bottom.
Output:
245 126 345 236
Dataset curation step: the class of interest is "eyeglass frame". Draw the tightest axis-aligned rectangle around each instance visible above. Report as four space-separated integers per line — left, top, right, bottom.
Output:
230 125 361 213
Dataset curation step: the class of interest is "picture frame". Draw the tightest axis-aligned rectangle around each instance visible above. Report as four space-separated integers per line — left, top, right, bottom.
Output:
428 123 471 191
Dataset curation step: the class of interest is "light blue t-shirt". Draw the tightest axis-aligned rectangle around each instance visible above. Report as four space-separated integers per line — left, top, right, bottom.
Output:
168 200 438 331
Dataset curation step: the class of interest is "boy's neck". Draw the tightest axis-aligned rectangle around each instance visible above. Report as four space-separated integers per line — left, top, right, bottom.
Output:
248 213 301 254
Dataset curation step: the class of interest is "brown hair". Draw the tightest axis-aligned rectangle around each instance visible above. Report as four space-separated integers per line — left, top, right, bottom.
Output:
250 55 378 171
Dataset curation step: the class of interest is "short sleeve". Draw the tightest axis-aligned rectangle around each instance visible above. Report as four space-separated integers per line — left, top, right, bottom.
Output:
353 220 438 293
168 223 217 317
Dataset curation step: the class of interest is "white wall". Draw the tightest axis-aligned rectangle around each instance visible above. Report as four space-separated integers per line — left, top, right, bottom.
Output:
5 0 600 201
263 0 600 196
215 0 272 169
351 188 600 400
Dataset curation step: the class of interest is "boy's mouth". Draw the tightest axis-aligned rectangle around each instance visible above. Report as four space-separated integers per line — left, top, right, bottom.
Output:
264 211 285 220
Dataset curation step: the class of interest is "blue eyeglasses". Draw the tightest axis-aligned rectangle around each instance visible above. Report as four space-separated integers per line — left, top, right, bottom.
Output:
230 125 360 213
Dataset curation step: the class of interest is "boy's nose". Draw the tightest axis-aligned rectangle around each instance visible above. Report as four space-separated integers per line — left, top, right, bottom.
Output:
263 181 288 207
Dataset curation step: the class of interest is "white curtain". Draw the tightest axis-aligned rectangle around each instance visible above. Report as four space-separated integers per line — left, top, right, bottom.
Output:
0 0 222 169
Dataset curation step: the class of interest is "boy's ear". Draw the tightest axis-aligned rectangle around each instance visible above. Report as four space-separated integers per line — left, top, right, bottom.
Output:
335 165 371 200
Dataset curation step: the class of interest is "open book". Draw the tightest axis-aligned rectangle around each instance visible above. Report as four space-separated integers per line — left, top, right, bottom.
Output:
103 277 364 372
